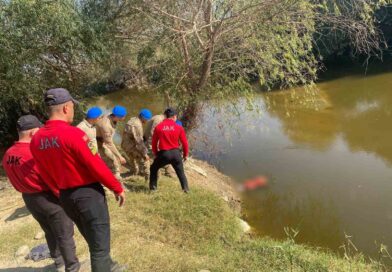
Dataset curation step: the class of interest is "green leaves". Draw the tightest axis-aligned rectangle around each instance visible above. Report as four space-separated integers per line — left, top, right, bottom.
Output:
0 0 116 145
0 0 389 143
126 0 386 107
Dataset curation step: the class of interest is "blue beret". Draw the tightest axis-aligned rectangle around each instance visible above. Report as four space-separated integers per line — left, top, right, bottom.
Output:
112 105 127 118
139 109 152 120
86 107 103 119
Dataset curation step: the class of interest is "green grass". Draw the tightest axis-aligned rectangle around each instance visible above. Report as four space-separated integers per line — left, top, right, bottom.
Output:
108 177 381 272
0 177 385 271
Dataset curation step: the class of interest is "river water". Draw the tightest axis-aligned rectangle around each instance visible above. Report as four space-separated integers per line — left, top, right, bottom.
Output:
92 65 392 260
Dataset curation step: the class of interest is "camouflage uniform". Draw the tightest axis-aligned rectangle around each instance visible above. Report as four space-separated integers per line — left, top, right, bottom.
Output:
144 114 165 146
76 119 98 156
96 115 123 179
121 117 150 179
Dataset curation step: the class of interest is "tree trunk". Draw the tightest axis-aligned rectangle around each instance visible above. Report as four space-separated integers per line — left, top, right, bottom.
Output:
197 42 215 90
181 102 200 131
197 0 215 91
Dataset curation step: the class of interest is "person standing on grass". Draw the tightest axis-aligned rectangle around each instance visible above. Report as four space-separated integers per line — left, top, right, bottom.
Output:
96 105 128 181
2 115 79 272
150 107 189 193
121 109 152 181
144 112 174 178
30 88 126 272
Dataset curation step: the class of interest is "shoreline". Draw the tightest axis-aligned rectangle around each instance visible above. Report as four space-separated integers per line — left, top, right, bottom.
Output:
183 158 242 213
0 159 385 271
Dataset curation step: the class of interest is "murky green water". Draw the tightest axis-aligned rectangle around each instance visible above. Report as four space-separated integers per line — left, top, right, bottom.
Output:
93 66 392 260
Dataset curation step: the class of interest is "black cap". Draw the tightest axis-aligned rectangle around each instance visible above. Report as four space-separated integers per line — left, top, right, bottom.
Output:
44 88 79 106
164 107 177 118
17 115 42 131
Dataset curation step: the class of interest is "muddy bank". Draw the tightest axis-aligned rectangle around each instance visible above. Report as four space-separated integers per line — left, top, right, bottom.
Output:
183 158 241 212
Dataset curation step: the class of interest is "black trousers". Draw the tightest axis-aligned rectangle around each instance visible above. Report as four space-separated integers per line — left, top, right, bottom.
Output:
60 183 111 272
150 149 189 191
22 192 79 272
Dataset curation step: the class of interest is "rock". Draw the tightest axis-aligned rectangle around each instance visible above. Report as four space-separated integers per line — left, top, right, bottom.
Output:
15 245 29 258
199 270 211 272
34 231 45 240
222 196 229 202
238 218 251 233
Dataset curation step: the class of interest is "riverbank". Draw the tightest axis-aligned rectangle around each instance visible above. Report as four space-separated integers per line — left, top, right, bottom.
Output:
0 159 383 271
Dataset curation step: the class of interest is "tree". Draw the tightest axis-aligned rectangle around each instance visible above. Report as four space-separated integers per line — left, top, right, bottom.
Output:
0 0 390 144
0 0 117 145
313 0 389 61
114 0 387 125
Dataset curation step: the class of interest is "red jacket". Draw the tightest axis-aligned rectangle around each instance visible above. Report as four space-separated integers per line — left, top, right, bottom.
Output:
30 120 123 194
152 119 189 157
2 142 56 195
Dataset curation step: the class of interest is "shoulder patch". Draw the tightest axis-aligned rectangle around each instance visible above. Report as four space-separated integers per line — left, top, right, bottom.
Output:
87 140 98 155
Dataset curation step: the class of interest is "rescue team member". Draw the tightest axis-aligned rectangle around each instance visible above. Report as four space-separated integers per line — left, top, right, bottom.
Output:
76 107 103 155
96 106 127 180
144 113 175 177
150 108 189 193
30 88 125 272
121 109 151 181
2 115 79 272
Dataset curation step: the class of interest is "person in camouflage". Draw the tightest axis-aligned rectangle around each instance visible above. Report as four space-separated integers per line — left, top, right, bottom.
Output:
144 114 165 146
76 107 103 156
96 105 127 180
121 109 152 180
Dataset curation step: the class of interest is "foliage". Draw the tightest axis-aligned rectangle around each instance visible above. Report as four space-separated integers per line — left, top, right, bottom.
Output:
313 0 390 60
0 0 391 144
376 3 392 52
0 0 117 145
108 0 390 123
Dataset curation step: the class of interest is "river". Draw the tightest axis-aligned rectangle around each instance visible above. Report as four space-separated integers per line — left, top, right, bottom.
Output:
92 64 392 260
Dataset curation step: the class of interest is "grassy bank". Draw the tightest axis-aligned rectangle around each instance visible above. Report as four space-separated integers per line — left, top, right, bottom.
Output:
0 161 383 271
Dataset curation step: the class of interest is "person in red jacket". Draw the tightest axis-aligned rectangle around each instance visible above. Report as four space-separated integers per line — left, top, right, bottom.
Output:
150 108 189 192
30 88 125 272
2 115 79 272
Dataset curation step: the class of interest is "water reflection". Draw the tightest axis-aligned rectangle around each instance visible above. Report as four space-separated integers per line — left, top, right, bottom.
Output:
191 71 392 259
92 69 392 260
244 190 343 250
263 87 340 151
265 72 392 165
